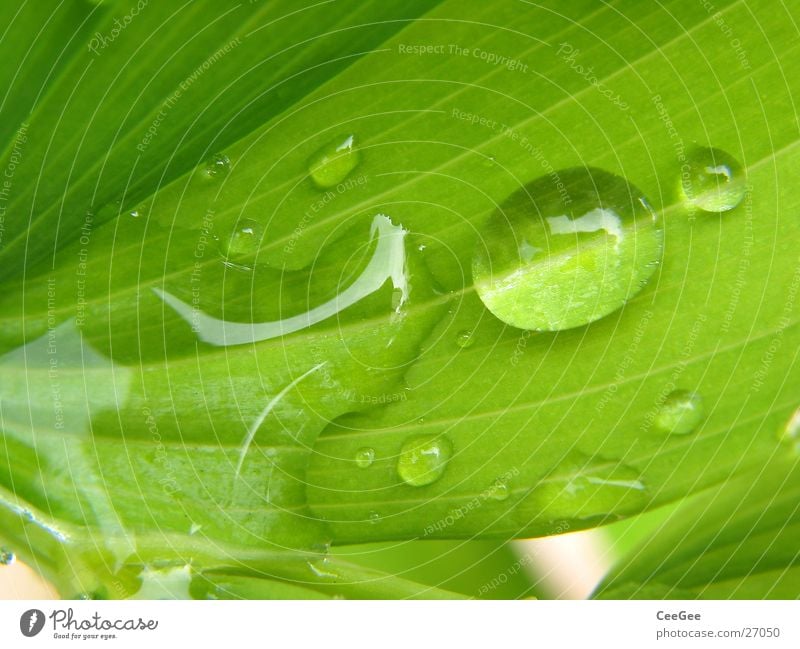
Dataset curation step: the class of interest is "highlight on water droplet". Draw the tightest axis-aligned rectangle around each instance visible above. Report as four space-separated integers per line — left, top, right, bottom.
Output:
355 447 375 469
397 435 452 487
308 134 360 188
455 330 475 349
0 547 14 566
680 146 745 212
218 218 265 263
487 478 510 501
205 152 230 178
473 167 663 331
129 210 139 218
655 389 705 435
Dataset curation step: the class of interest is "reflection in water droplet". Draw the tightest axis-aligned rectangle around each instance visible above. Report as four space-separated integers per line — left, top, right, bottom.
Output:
0 547 14 566
473 167 663 331
397 435 452 487
205 153 230 178
355 447 375 468
680 146 745 212
655 390 704 435
455 330 475 348
308 134 360 188
218 218 265 263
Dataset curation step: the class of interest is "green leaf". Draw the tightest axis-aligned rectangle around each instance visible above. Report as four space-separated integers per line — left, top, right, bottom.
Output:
594 457 800 599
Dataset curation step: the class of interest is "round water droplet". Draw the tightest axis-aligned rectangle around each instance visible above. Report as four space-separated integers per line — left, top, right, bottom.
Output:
0 547 14 566
680 146 745 212
655 390 704 435
205 153 230 178
455 330 475 348
397 435 452 487
473 167 663 331
218 218 264 262
487 479 509 501
355 447 375 468
308 135 360 188
368 511 381 524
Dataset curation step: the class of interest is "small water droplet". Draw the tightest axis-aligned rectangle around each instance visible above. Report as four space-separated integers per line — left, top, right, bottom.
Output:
0 547 14 566
205 153 230 178
355 447 375 468
655 389 704 435
397 435 452 487
218 218 265 262
455 330 475 348
368 511 381 524
129 210 139 218
417 243 427 252
482 154 497 168
308 135 360 188
487 479 509 501
680 146 745 212
473 167 663 331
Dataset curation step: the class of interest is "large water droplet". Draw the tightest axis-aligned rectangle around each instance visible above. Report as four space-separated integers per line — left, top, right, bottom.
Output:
355 447 375 468
473 167 663 331
308 135 360 188
0 547 14 566
655 390 704 435
397 435 452 487
680 146 745 212
205 153 230 178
